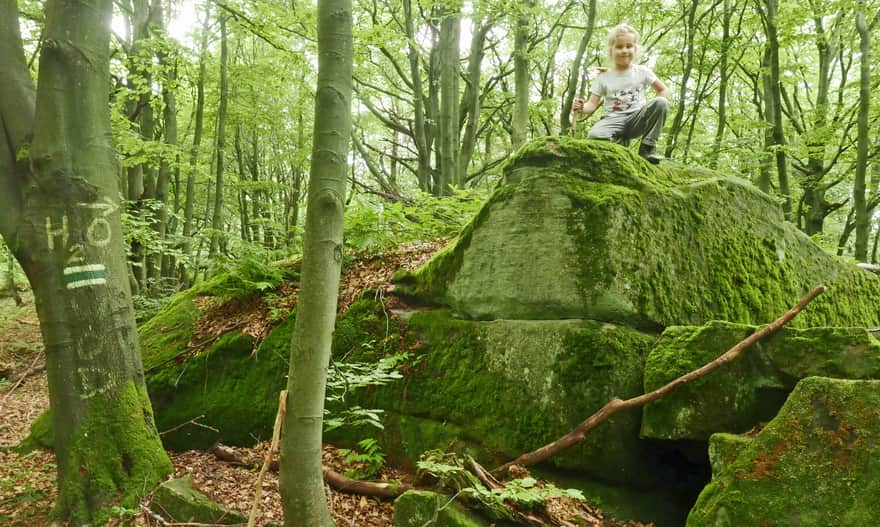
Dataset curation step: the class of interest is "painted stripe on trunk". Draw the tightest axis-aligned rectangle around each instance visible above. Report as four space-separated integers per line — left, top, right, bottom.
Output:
66 277 108 289
64 264 108 289
64 264 106 275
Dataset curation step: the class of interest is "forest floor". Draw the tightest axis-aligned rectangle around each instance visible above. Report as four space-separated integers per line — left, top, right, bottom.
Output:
0 242 655 527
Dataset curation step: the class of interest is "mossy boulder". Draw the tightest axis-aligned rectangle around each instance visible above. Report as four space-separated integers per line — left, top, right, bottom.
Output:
398 137 880 329
140 282 395 450
334 310 665 485
139 275 292 450
687 377 880 526
151 476 246 524
641 322 880 441
393 490 497 527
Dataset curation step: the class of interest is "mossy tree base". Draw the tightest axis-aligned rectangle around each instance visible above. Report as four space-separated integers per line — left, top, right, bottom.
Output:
56 382 172 525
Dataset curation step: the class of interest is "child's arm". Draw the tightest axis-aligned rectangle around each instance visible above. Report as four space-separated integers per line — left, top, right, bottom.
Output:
573 94 602 116
651 78 669 99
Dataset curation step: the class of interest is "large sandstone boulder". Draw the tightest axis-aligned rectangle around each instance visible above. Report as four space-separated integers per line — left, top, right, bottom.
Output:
641 322 880 440
687 377 880 526
336 310 661 485
398 137 880 328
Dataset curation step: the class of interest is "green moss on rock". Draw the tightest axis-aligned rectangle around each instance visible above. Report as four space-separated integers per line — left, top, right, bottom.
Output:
404 137 880 328
687 377 880 526
17 411 54 453
143 293 402 451
147 322 289 450
393 490 496 527
152 476 246 524
339 310 665 485
642 322 880 441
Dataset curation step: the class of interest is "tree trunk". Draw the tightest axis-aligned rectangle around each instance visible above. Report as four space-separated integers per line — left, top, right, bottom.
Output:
403 0 431 193
278 0 352 523
179 6 210 286
757 47 774 194
854 7 872 261
709 0 732 169
763 0 791 219
560 0 596 135
0 1 171 524
664 0 698 158
158 60 179 284
437 6 461 195
511 1 532 148
210 16 229 256
152 24 176 293
234 124 252 243
794 9 836 236
458 21 489 184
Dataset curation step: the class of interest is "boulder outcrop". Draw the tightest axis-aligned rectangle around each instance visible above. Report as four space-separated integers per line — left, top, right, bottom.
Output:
687 377 880 526
399 137 880 329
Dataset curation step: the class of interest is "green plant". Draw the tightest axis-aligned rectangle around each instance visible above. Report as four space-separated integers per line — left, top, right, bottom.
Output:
416 451 585 521
207 244 290 299
323 350 406 433
337 438 386 479
107 504 139 524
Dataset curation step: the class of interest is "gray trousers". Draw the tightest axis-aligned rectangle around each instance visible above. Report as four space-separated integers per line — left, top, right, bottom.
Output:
587 97 669 146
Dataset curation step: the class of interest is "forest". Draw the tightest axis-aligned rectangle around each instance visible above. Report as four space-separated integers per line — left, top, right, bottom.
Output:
1 0 880 525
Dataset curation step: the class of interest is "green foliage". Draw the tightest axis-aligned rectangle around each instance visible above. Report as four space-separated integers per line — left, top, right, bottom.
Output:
337 438 386 479
324 349 407 432
205 245 290 300
416 451 584 520
343 188 489 253
132 294 174 323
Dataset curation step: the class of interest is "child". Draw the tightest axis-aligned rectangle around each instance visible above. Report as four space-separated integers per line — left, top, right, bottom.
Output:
572 24 669 164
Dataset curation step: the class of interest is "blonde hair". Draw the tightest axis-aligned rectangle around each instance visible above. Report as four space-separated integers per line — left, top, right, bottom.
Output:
606 24 640 55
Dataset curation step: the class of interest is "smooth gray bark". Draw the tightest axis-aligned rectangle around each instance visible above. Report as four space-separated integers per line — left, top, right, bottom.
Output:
278 0 352 523
854 8 873 260
210 16 229 256
437 7 461 194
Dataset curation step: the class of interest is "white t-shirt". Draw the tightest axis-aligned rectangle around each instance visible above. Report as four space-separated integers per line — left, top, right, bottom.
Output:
590 65 658 114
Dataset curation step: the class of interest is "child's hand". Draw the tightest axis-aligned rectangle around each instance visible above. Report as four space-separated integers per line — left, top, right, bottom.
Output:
595 67 608 74
572 97 584 113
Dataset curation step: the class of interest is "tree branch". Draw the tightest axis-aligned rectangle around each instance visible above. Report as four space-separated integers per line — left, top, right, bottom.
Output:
491 284 828 478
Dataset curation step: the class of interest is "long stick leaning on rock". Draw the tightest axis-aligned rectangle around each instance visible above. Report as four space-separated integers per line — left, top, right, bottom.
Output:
490 283 828 479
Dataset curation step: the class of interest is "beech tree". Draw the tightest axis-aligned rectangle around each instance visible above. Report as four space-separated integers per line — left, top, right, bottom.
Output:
0 0 171 525
278 0 352 522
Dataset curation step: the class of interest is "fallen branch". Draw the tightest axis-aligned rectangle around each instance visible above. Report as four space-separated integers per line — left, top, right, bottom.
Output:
492 284 828 478
210 442 413 500
322 466 412 499
0 351 43 407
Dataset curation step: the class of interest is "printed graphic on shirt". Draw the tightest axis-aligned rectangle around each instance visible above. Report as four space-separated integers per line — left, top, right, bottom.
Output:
610 87 642 112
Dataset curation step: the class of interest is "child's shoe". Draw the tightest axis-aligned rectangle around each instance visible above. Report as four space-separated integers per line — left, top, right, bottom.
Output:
638 143 662 164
